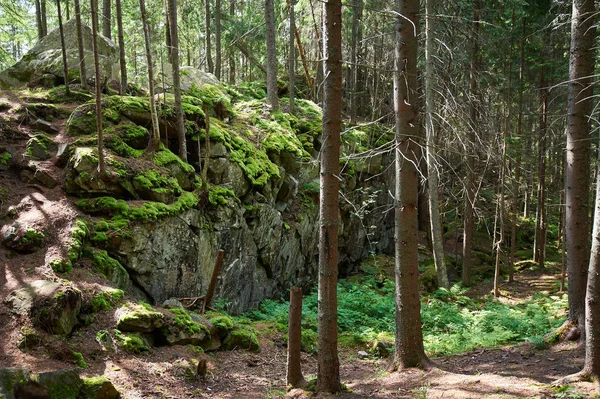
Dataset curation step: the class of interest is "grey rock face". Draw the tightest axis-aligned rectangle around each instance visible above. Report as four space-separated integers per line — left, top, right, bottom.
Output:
0 19 117 89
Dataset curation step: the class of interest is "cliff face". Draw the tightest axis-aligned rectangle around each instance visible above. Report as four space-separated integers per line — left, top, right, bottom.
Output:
1 74 395 315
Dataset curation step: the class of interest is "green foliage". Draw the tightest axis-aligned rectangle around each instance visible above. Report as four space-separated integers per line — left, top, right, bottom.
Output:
50 258 72 274
88 289 125 313
248 265 568 356
0 149 12 165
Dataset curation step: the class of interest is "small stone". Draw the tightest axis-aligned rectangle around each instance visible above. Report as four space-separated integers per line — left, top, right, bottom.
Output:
35 119 59 135
34 169 58 188
358 350 369 359
162 298 184 309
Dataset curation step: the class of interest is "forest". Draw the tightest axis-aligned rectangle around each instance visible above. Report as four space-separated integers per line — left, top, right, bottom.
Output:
0 0 599 397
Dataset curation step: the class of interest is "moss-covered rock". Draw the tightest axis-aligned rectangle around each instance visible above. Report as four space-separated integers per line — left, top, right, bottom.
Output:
0 368 30 398
222 325 260 352
17 326 42 349
80 376 120 399
204 311 234 339
84 288 124 313
31 368 83 399
113 330 150 353
159 308 212 346
24 134 57 160
115 302 165 332
1 222 45 253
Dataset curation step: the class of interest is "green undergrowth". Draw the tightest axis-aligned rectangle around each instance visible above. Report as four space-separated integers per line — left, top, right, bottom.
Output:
247 257 568 357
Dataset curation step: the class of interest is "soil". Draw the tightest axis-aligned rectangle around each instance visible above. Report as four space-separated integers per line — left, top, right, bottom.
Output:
0 90 595 398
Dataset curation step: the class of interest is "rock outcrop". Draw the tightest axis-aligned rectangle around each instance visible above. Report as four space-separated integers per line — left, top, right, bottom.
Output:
0 19 117 90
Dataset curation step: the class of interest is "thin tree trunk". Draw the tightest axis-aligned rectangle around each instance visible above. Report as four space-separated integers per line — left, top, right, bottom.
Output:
75 0 88 90
462 0 481 287
168 0 187 162
316 0 342 392
202 104 210 184
265 0 279 110
57 0 71 95
91 0 105 174
65 0 70 19
534 80 548 270
565 0 595 333
391 0 429 371
288 0 295 111
234 41 267 74
36 0 44 41
139 0 161 151
115 0 127 94
424 0 448 289
287 287 306 388
228 0 236 84
205 0 214 74
493 117 507 297
165 8 172 64
509 19 525 283
215 0 222 80
41 0 48 37
102 0 111 39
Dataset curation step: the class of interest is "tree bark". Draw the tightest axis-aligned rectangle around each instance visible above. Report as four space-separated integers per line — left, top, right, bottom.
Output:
168 0 187 162
74 0 88 90
316 0 342 393
35 0 44 41
228 0 236 84
509 19 525 283
349 0 361 123
462 0 481 287
265 0 279 111
115 0 127 94
90 0 105 174
287 287 306 388
534 79 548 270
57 0 70 95
424 0 448 289
205 0 214 73
565 0 595 332
288 0 295 111
390 0 429 371
139 0 161 151
102 0 111 39
41 0 48 38
215 0 222 80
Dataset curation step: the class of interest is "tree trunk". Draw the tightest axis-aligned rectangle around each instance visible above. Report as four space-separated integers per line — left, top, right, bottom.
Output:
390 0 429 371
35 0 44 41
534 80 548 270
228 0 235 84
102 0 111 39
215 0 222 80
202 104 210 184
288 0 295 111
424 0 448 289
234 41 267 75
349 0 359 123
90 0 105 174
462 0 481 287
139 0 161 151
73 0 88 91
565 0 595 333
287 287 306 388
65 0 70 20
265 0 279 111
509 19 525 283
316 0 342 392
115 0 127 94
57 0 70 95
165 10 172 64
41 0 48 38
205 0 214 73
168 0 187 162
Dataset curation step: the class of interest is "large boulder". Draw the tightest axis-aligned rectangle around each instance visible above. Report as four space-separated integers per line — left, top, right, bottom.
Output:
0 19 117 89
158 65 219 92
5 280 82 335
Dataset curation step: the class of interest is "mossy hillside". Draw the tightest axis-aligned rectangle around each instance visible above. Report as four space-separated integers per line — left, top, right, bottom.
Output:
133 169 182 196
19 86 93 104
227 81 267 102
187 83 232 117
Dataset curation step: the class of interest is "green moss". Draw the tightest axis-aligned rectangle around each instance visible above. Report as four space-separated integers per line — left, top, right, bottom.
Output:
205 311 234 336
92 231 108 242
128 191 199 221
229 81 267 101
95 220 110 232
67 219 90 263
169 308 211 336
88 288 125 313
208 185 238 206
223 325 260 352
76 197 129 215
72 351 88 368
82 376 109 387
91 249 124 277
187 83 233 116
50 258 73 274
0 150 12 165
133 169 182 196
153 145 196 173
113 330 149 353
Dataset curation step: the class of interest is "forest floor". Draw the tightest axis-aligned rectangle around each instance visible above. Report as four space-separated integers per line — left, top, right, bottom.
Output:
0 90 596 398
